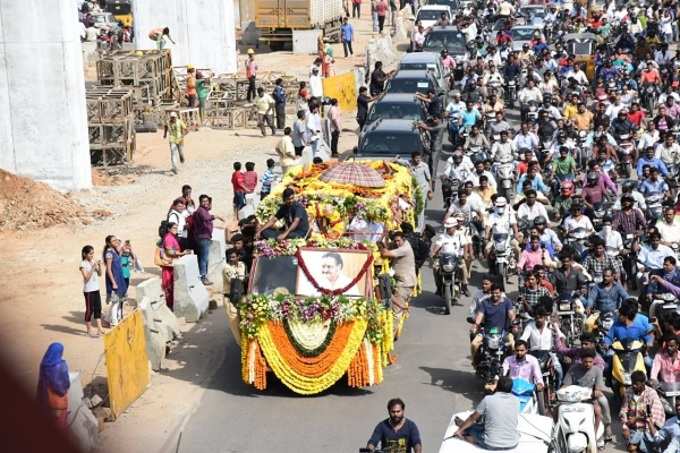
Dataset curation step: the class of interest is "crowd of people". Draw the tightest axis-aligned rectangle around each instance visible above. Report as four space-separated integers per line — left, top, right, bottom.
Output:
363 0 680 451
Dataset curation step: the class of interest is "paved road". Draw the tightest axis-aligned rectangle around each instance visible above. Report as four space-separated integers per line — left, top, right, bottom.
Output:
178 129 625 453
178 152 509 453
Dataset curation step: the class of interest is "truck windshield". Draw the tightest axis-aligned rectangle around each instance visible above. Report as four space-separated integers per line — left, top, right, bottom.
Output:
249 256 298 295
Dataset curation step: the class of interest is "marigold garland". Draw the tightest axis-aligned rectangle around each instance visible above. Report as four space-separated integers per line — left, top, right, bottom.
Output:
257 319 368 394
283 318 336 357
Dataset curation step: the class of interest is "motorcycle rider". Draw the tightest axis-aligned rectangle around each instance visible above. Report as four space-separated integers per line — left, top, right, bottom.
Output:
487 110 511 136
490 129 515 163
581 171 610 212
620 371 666 453
467 159 497 191
501 340 545 411
518 79 543 123
650 336 680 388
657 206 680 246
520 306 563 384
512 122 539 152
443 150 474 182
431 216 471 297
586 268 629 318
639 167 671 213
516 189 549 224
553 251 590 302
470 283 515 363
533 216 562 256
637 146 670 177
613 182 647 211
613 195 647 237
485 196 520 258
656 133 680 174
649 397 680 453
562 347 615 441
553 180 576 218
598 215 624 258
563 204 595 243
519 270 551 314
465 125 490 152
515 162 550 195
584 236 624 282
611 109 636 142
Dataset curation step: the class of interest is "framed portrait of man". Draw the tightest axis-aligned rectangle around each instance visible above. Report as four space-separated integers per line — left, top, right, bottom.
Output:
295 248 371 297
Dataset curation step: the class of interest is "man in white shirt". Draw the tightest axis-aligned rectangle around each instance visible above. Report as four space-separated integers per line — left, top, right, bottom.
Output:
520 307 563 386
597 216 623 258
639 233 675 270
513 122 540 151
432 216 472 295
516 190 549 224
604 96 624 122
563 205 595 239
491 130 516 163
656 133 680 170
656 207 680 246
467 161 497 191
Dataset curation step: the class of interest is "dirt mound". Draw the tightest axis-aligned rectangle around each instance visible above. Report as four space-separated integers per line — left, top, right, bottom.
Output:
0 169 109 231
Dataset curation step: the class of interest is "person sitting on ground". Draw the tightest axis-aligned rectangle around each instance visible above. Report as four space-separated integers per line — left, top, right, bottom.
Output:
257 188 310 241
454 376 519 450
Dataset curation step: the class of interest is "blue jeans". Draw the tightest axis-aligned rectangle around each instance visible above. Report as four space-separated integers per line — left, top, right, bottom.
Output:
196 238 212 279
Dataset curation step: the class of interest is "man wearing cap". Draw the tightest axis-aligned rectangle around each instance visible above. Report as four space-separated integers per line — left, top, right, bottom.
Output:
245 49 258 102
163 112 188 174
431 216 472 296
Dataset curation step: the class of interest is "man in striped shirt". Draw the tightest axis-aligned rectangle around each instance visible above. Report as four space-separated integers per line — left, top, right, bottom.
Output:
260 159 277 200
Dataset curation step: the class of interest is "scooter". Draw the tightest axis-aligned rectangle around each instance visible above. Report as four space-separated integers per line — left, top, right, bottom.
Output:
488 229 515 291
496 160 516 203
555 386 604 453
611 339 646 398
656 382 680 416
556 297 585 347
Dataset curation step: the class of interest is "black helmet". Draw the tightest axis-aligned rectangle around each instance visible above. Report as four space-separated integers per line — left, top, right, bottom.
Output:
586 172 599 182
533 215 547 227
622 180 636 192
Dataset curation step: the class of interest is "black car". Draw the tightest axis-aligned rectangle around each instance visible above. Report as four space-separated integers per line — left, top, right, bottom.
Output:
355 119 430 158
385 69 444 95
365 93 428 125
422 26 468 58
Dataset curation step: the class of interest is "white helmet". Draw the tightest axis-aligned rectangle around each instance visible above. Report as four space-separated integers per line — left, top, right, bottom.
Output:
494 197 508 207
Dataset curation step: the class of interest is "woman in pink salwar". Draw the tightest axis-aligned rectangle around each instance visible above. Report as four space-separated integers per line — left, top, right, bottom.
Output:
160 222 190 310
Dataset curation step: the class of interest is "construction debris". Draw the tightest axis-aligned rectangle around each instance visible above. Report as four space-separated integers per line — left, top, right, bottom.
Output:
86 86 136 166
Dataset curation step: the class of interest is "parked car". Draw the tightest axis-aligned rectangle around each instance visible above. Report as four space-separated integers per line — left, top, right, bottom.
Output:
365 93 428 125
415 5 452 28
399 52 448 88
355 119 430 158
385 69 445 96
90 12 119 31
519 5 547 26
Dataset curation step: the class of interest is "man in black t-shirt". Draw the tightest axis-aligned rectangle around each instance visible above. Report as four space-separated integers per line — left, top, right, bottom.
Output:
367 398 423 453
356 86 374 130
257 188 309 241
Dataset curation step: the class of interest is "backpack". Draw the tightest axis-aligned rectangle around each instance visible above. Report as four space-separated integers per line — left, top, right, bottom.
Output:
186 211 196 238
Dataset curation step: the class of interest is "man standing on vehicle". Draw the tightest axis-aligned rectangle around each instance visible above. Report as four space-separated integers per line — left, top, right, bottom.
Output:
454 376 519 449
380 232 417 338
367 398 422 453
409 152 432 232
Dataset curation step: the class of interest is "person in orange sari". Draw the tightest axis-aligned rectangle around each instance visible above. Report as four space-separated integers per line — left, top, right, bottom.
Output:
36 343 70 429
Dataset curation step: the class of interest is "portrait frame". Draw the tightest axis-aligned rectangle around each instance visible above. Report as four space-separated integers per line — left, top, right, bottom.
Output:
295 247 372 298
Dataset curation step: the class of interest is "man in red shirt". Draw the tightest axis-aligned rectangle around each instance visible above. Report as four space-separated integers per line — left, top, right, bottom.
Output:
375 0 388 33
231 162 246 213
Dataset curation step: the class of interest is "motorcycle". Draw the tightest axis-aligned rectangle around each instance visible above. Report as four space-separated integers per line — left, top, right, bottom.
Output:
556 297 585 347
532 350 557 413
495 160 516 203
437 252 461 315
648 291 678 331
554 386 605 453
440 175 461 211
527 101 540 123
656 382 680 416
617 134 636 179
641 83 658 113
646 192 665 222
621 233 638 290
506 79 518 108
611 339 646 398
475 326 508 386
488 229 515 291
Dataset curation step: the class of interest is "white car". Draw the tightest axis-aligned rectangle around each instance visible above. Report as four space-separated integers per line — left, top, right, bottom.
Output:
438 410 553 453
415 5 452 29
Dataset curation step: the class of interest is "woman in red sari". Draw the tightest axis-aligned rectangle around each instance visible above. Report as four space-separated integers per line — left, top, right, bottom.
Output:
160 222 190 310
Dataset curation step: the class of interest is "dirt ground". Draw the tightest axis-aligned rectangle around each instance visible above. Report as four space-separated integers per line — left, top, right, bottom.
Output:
0 7 413 452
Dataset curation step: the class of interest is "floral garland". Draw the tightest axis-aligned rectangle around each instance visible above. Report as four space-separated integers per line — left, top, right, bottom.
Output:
295 249 373 296
282 318 337 357
254 238 370 258
254 318 368 394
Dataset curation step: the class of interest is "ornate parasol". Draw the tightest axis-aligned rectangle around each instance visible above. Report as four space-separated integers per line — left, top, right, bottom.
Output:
319 162 386 188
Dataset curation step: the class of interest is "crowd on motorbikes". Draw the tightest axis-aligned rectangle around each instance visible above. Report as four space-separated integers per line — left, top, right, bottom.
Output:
403 0 680 451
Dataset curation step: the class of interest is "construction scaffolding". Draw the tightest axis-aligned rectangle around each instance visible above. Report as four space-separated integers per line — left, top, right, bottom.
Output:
86 86 136 166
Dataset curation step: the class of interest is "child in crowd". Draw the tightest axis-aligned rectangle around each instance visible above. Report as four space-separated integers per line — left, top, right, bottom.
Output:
243 162 258 195
223 248 247 303
260 158 276 200
231 161 246 214
79 245 104 337
119 240 136 296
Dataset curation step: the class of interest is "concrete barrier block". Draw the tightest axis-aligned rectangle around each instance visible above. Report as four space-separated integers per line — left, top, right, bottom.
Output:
67 372 99 452
208 228 226 293
69 401 100 451
136 277 181 370
173 254 209 322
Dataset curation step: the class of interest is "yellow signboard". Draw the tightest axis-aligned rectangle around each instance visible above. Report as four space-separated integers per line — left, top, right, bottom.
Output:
104 310 150 418
322 72 357 112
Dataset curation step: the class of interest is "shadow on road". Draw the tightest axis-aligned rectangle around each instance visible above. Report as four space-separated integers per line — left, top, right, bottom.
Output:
419 366 481 400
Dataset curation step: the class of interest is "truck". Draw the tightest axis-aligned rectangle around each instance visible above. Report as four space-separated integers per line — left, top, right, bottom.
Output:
255 0 344 50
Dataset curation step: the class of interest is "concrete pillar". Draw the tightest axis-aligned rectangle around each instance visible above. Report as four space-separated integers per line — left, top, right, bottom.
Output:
0 0 92 191
133 0 238 75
